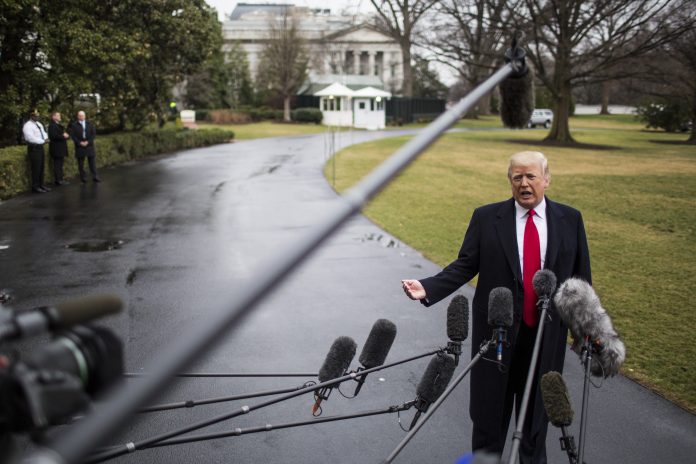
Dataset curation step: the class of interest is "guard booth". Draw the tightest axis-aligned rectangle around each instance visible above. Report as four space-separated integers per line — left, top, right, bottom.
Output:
352 87 391 130
314 83 354 127
314 84 391 130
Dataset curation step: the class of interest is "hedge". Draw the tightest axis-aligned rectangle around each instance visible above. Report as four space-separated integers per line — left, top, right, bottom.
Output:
291 107 323 124
0 128 234 200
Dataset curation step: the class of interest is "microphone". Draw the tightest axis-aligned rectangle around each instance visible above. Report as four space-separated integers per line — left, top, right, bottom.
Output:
499 33 534 129
541 371 578 463
487 287 513 363
410 353 456 430
446 295 469 365
312 336 357 414
353 319 397 396
554 278 626 377
0 294 123 341
533 269 557 319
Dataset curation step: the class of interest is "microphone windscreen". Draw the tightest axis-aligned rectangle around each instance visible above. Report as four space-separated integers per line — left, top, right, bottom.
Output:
540 371 574 427
591 335 626 378
487 287 513 328
416 354 456 403
52 294 123 327
532 269 557 298
499 67 534 129
447 295 469 342
318 336 357 382
359 319 397 368
554 278 603 339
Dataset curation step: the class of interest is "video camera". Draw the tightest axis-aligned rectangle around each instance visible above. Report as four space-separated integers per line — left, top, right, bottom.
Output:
0 296 123 453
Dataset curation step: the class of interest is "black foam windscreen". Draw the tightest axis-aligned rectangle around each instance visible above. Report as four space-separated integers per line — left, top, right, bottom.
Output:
487 287 513 327
446 295 469 342
499 66 535 129
416 354 456 403
318 336 357 382
359 319 397 368
540 371 574 427
533 269 557 298
52 294 123 327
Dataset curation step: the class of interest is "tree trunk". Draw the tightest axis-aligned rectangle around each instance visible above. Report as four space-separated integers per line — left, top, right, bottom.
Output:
600 81 611 115
283 96 291 122
545 53 576 143
689 92 696 144
400 41 413 97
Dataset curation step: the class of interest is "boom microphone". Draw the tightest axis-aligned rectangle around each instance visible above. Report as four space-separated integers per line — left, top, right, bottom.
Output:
312 336 356 414
410 353 456 429
554 278 625 377
353 319 397 396
0 294 123 341
446 295 469 365
541 371 578 463
488 287 513 363
499 34 534 129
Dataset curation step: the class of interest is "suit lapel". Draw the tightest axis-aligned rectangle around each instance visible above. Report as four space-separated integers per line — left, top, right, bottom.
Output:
495 198 522 282
544 197 563 271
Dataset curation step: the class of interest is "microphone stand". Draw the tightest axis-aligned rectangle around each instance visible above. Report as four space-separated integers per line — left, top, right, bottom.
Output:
125 372 317 378
507 297 550 464
577 337 594 464
112 402 415 454
383 336 495 464
85 349 442 462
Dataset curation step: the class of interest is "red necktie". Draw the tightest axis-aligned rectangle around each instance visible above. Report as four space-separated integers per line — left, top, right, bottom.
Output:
523 209 541 327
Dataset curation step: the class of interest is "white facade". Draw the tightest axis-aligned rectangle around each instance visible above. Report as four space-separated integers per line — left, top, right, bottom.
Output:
222 4 404 95
315 83 391 130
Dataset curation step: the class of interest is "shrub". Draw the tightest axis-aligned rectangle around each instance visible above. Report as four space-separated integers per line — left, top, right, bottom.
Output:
0 128 234 200
637 100 691 132
208 110 252 124
291 107 323 124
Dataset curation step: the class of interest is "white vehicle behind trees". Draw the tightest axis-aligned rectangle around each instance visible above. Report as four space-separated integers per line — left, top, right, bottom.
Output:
528 109 553 128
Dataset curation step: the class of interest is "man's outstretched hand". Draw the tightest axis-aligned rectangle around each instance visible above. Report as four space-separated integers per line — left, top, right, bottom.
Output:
401 279 426 300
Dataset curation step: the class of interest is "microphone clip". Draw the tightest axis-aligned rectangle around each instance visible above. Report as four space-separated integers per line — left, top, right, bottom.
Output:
446 341 462 366
505 31 528 77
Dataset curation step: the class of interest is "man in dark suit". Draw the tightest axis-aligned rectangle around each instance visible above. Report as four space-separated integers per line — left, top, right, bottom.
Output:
48 111 70 185
70 110 100 183
402 151 591 464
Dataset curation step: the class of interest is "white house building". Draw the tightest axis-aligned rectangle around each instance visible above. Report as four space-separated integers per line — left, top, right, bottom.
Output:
222 3 404 95
315 83 391 130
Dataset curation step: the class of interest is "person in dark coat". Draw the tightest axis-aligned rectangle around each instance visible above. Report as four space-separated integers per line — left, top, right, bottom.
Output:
70 110 100 183
402 151 591 464
48 111 70 185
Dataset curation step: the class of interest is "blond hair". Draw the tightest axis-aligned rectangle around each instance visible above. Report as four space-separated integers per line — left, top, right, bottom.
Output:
507 151 550 180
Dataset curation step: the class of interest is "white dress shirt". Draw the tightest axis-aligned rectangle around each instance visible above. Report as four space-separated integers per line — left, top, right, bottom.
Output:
22 120 47 145
515 197 548 280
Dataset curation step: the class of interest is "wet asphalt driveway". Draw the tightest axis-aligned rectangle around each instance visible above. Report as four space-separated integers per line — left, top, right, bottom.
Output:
1 130 695 464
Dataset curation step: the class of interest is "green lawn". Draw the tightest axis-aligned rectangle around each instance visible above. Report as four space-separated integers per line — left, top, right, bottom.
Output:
198 121 328 140
327 116 696 413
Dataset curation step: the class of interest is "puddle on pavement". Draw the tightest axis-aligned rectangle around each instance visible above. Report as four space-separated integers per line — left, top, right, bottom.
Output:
65 240 125 252
360 233 400 248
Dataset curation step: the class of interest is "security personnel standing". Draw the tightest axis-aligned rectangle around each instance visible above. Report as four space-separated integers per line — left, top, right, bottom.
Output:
48 111 70 185
22 110 51 193
70 110 100 183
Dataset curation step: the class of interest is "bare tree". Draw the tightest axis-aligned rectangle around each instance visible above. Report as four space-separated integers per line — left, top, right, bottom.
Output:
425 0 518 114
370 0 438 97
637 6 696 143
514 0 694 143
257 9 309 122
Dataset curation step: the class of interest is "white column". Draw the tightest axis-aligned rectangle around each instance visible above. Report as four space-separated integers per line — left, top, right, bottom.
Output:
368 51 376 76
353 50 361 75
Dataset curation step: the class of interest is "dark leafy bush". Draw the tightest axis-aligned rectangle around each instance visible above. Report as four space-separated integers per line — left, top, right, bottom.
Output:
0 128 234 199
291 107 323 124
637 100 691 132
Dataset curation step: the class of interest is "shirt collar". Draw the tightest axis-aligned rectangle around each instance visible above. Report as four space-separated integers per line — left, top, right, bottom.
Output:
515 197 547 220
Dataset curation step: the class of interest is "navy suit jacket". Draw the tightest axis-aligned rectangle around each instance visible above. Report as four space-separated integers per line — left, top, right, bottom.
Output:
420 196 591 436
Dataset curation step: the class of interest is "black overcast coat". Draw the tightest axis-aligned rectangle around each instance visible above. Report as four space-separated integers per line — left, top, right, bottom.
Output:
48 121 68 158
419 196 591 447
70 120 96 158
